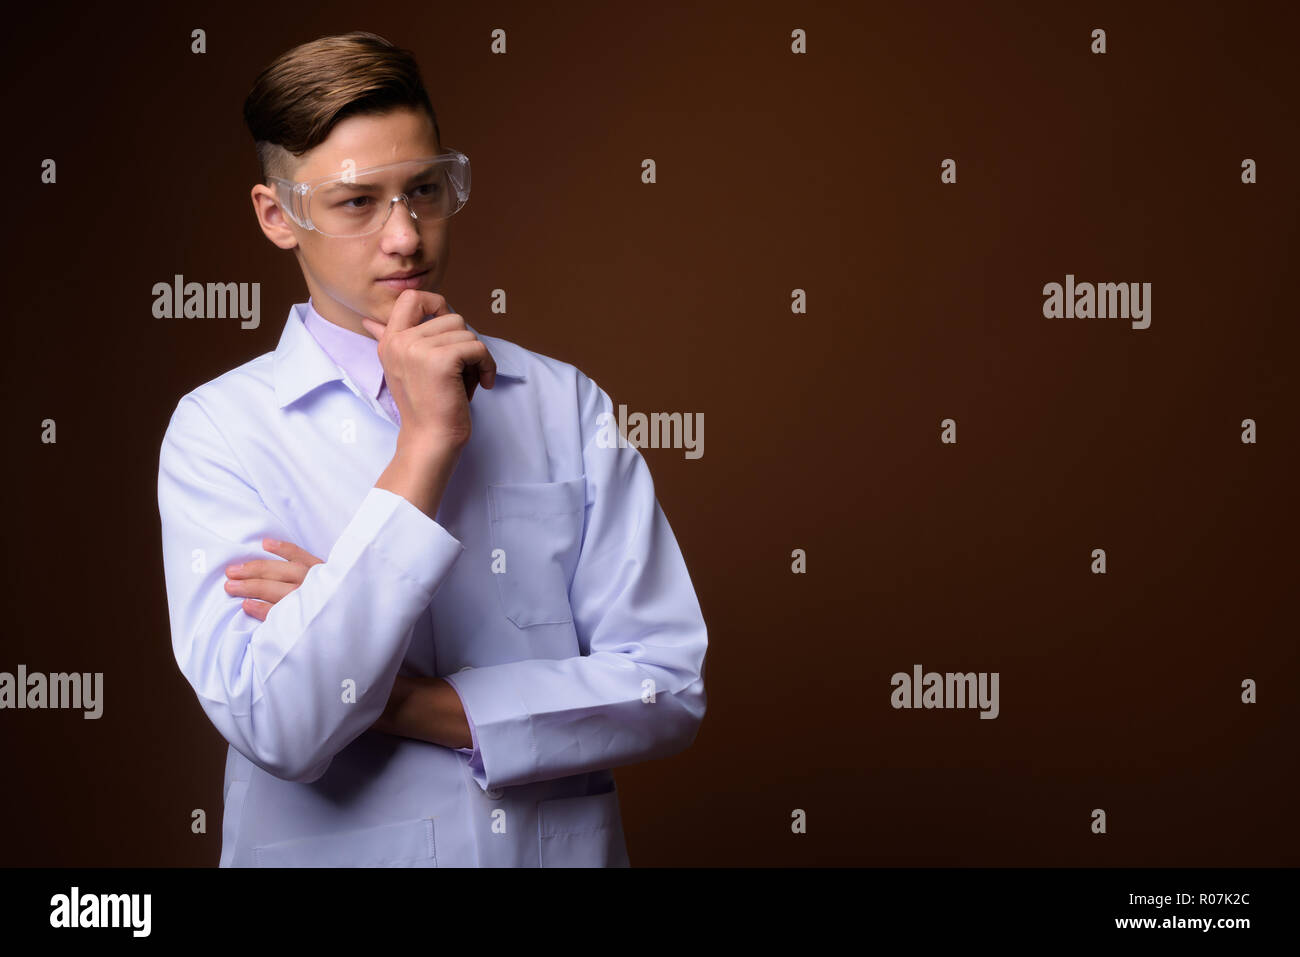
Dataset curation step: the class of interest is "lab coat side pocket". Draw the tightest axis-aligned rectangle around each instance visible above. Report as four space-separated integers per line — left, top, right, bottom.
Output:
218 780 249 868
536 787 630 867
251 817 438 867
486 477 586 629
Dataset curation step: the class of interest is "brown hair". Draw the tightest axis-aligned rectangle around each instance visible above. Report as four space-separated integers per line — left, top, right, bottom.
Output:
243 31 441 183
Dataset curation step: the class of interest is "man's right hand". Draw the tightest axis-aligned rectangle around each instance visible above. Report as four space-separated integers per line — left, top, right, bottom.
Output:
360 290 498 451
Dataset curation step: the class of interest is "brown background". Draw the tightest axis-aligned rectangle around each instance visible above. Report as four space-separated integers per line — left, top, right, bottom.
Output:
0 0 1295 866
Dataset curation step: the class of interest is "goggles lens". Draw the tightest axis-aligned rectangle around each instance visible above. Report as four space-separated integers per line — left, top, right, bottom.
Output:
298 154 470 237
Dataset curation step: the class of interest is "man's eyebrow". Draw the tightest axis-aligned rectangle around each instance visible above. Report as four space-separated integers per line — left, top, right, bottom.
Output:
317 167 442 193
319 181 382 193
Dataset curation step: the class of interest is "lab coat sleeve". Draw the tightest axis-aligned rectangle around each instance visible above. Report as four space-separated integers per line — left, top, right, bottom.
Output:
444 372 708 791
157 394 465 783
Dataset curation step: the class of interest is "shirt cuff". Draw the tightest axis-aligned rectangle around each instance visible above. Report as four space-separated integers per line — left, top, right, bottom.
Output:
448 681 480 757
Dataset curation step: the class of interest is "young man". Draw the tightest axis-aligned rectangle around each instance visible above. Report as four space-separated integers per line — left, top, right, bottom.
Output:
156 32 708 867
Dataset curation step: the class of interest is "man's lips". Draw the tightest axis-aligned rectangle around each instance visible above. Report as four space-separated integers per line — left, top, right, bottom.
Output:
377 267 430 290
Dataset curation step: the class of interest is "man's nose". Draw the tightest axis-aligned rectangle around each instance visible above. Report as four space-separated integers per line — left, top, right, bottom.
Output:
377 195 421 250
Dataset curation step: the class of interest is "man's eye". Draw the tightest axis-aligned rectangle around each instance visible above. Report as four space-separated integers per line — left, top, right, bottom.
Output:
413 182 442 197
338 196 372 209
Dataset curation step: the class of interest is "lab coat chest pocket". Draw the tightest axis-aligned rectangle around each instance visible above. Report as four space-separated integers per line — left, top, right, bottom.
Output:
487 477 586 629
537 787 630 867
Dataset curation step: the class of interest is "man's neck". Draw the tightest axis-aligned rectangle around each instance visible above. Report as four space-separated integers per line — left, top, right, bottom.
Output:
307 294 370 339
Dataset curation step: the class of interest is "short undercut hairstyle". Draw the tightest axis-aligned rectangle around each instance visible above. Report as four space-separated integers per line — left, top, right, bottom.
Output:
243 31 442 184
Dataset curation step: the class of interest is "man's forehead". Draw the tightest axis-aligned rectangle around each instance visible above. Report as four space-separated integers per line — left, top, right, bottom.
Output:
293 110 438 179
295 152 440 182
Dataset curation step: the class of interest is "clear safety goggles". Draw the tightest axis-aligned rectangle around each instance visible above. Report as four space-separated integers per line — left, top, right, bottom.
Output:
269 149 471 238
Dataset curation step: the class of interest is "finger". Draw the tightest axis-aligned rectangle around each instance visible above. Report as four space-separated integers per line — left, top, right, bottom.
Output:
439 338 495 390
227 559 308 584
265 538 324 568
225 578 296 604
404 314 471 340
242 599 271 622
414 327 477 348
410 336 497 381
383 289 452 338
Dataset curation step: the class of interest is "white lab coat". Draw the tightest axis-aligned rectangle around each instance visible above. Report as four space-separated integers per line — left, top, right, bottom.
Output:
156 302 708 866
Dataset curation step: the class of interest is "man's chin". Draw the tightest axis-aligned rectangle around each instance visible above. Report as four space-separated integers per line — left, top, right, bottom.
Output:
366 276 439 324
356 300 393 336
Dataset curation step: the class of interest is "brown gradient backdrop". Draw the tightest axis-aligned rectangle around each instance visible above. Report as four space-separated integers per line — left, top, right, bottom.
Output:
0 0 1295 866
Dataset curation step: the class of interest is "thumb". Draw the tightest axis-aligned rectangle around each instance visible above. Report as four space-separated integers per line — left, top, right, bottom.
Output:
360 316 383 341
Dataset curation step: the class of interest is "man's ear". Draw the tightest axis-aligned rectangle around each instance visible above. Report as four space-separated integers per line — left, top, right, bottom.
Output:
250 184 299 250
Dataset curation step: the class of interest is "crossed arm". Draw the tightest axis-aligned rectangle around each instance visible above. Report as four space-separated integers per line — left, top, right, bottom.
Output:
224 537 472 751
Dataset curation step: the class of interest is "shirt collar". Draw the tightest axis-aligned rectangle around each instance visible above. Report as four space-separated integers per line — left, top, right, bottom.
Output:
273 299 527 410
301 298 386 400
